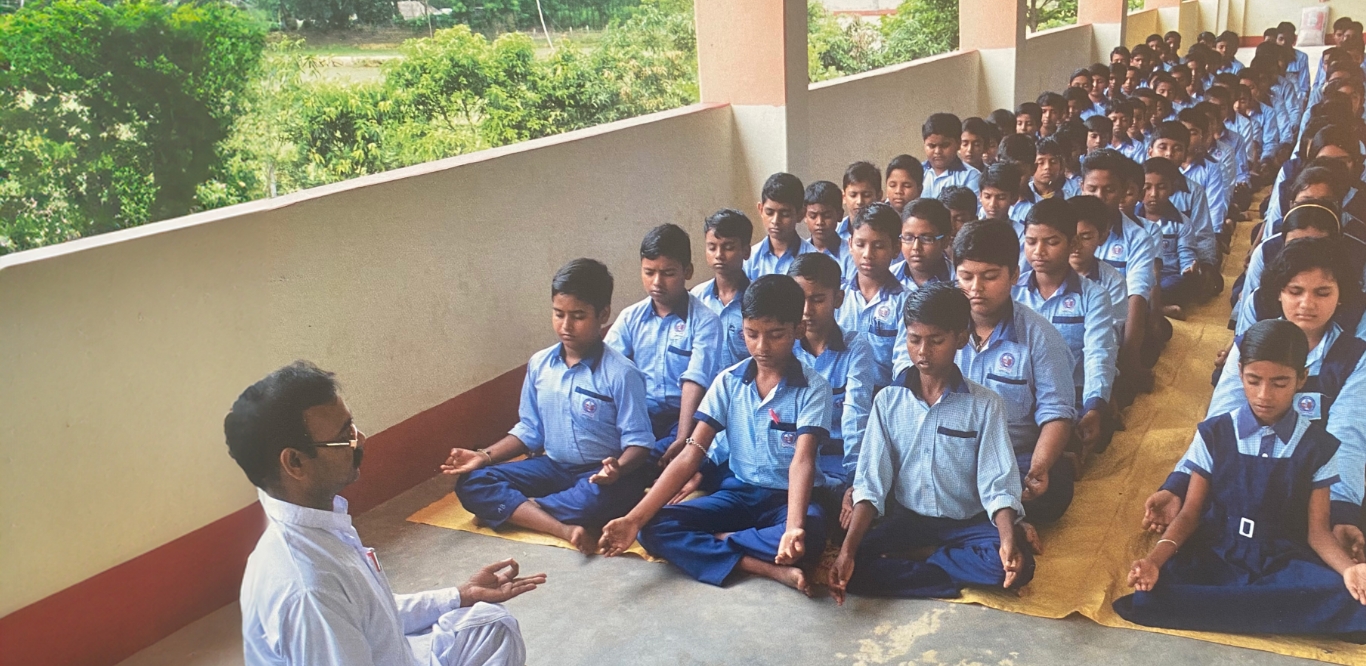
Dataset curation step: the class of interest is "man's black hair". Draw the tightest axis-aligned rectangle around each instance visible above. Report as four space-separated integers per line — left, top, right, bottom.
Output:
952 219 1020 270
903 281 971 332
923 112 963 140
805 180 843 210
552 258 613 313
787 252 843 292
704 208 754 243
903 198 954 236
741 274 806 325
641 223 691 266
1024 196 1078 238
225 361 341 489
761 172 805 210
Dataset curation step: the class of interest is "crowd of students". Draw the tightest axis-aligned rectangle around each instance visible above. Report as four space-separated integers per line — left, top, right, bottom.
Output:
226 17 1366 666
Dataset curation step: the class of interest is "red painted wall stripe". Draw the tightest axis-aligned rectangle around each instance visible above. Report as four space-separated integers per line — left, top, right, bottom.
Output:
0 366 525 666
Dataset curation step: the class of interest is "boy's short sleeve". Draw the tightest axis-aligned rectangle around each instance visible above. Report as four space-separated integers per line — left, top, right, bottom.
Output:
851 392 896 516
603 310 634 360
795 372 833 438
682 305 723 389
840 335 876 479
695 370 733 433
1028 313 1078 427
1181 428 1214 478
612 363 656 451
1326 353 1366 509
1314 445 1343 489
509 364 545 454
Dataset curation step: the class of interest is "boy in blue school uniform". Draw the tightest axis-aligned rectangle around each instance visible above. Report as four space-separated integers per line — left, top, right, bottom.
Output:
805 180 858 282
829 282 1032 602
606 224 723 465
599 275 833 596
1137 158 1201 320
837 162 884 242
445 259 655 554
979 162 1028 230
1013 197 1118 459
692 209 753 370
1108 100 1149 163
836 202 908 390
885 154 925 216
745 173 817 280
938 186 980 238
922 113 982 198
787 253 875 528
1148 121 1218 281
1070 194 1131 340
893 198 956 292
1177 109 1231 238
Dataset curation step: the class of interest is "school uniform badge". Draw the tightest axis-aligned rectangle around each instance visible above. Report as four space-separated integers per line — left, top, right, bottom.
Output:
781 431 796 446
1109 243 1124 258
582 398 597 414
1296 393 1321 419
999 353 1015 370
673 321 687 334
876 304 892 321
1062 296 1076 310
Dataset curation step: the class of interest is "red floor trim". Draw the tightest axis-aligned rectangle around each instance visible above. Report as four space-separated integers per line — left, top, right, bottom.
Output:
0 365 525 666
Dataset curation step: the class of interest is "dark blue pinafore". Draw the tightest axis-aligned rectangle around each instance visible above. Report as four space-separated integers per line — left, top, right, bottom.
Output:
1116 413 1366 635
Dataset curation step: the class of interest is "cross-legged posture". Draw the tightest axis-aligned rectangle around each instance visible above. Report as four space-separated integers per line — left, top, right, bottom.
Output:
445 259 655 554
1115 321 1366 635
600 275 833 596
830 283 1033 602
228 362 540 666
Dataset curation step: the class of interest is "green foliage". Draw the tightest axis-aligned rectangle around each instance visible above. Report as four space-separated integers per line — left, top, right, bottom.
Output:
0 0 265 254
807 0 959 82
250 0 396 29
880 0 959 66
1028 0 1077 32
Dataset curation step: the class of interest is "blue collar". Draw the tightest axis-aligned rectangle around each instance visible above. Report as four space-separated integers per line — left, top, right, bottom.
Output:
555 341 604 370
799 325 848 355
895 364 971 397
760 236 804 259
926 156 969 174
648 295 691 322
1135 200 1182 223
1234 404 1298 443
975 301 1020 346
736 356 809 388
1020 269 1082 296
708 276 749 302
895 257 952 285
847 273 906 297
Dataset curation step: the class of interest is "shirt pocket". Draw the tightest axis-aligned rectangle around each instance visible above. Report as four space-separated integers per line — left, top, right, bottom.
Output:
935 425 980 469
665 343 693 380
1049 315 1085 352
831 385 846 413
984 372 1031 420
768 419 799 450
572 385 618 429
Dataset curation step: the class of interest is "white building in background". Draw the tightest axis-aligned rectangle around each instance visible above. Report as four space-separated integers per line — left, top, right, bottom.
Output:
819 0 901 15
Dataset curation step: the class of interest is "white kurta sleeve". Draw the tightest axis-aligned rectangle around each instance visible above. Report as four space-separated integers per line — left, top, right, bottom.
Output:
280 590 379 666
394 587 463 635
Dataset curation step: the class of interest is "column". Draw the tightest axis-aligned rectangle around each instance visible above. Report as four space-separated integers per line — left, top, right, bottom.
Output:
1080 0 1129 61
961 0 1028 111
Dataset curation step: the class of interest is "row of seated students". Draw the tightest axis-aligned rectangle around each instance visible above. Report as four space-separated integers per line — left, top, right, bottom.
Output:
436 21 1366 639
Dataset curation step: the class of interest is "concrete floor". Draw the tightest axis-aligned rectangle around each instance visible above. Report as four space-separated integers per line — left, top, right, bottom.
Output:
121 474 1322 666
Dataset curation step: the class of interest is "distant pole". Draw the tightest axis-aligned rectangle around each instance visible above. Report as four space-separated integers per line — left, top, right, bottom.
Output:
535 0 553 49
426 4 434 38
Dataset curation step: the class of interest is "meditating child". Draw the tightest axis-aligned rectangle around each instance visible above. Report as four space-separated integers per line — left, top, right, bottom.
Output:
786 253 874 528
606 224 723 463
1013 197 1118 459
960 117 993 172
885 154 925 215
836 202 909 390
938 186 980 236
804 180 857 282
692 209 754 369
829 282 1032 602
745 173 816 280
892 198 955 292
1016 102 1042 137
1070 195 1131 336
922 113 982 198
1115 319 1366 636
599 275 832 596
979 162 1026 231
1030 138 1070 202
1137 158 1201 320
446 259 655 554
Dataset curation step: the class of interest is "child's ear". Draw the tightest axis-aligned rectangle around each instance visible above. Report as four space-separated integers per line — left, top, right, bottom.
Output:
953 329 971 350
793 320 806 340
596 305 612 328
1296 370 1309 392
683 263 694 281
833 289 846 310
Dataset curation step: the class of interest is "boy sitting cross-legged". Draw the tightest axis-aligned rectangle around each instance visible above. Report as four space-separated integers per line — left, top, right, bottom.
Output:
830 282 1033 602
445 259 655 554
599 275 833 596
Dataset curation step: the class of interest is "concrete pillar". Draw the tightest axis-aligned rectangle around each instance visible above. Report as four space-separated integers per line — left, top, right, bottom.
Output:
695 0 809 195
1080 0 1129 62
961 0 1028 112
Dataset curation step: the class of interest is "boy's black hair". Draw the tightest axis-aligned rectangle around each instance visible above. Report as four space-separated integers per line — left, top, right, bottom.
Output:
1217 30 1239 46
1262 27 1281 41
787 252 843 292
1111 45 1131 60
1089 62 1111 78
1080 148 1136 180
1142 156 1183 188
1176 107 1210 134
552 258 613 313
1108 98 1134 118
1165 30 1181 41
1283 198 1343 236
1016 102 1043 122
843 161 883 191
1067 194 1114 237
963 116 992 138
903 281 971 333
1131 43 1154 59
903 198 954 236
1239 318 1309 373
1259 237 1363 323
1290 163 1348 201
1063 87 1091 104
1070 67 1093 83
1084 115 1114 139
998 134 1037 165
1204 85 1233 105
741 274 805 325
761 172 805 210
982 161 1023 196
886 154 926 186
1036 136 1067 159
1024 196 1078 238
850 201 902 240
1212 72 1240 88
1037 91 1066 110
952 219 1020 270
804 180 843 210
225 361 342 489
989 108 1018 135
923 112 963 140
641 223 691 266
938 186 979 215
1277 21 1297 37
1151 120 1192 146
704 208 754 243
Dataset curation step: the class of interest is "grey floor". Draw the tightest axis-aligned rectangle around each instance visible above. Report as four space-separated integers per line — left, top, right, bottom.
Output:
121 474 1322 666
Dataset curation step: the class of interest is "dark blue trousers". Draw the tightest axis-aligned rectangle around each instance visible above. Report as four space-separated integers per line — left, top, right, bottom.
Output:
1160 270 1200 308
455 455 648 529
1017 452 1074 525
847 504 1035 598
638 476 827 586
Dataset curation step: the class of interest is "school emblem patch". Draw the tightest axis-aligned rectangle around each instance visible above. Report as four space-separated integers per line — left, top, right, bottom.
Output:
582 398 597 414
673 321 687 334
876 304 892 321
1109 243 1124 258
999 353 1015 370
1297 395 1318 417
781 431 797 446
1063 296 1076 310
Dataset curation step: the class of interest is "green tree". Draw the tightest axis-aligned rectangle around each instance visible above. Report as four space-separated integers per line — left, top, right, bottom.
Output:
880 0 958 65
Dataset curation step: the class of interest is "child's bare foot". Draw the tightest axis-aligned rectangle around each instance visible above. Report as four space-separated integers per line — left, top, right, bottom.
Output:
713 532 734 541
737 556 813 597
1162 304 1186 321
565 525 596 555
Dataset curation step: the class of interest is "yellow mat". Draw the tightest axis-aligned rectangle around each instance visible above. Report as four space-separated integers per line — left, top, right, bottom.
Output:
408 199 1366 663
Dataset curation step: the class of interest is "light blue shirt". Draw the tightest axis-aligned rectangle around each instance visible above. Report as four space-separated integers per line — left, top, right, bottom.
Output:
1136 201 1198 278
836 274 907 388
1178 405 1340 490
1181 156 1228 232
605 294 722 417
890 256 954 293
793 328 874 483
1113 136 1148 163
817 243 859 284
743 236 818 280
1287 48 1311 100
1012 270 1117 409
509 343 655 466
1079 258 1129 332
1244 102 1279 161
922 158 982 198
1169 176 1216 267
1201 321 1366 508
691 278 750 370
852 366 1025 520
696 357 833 490
1237 233 1366 320
1097 211 1157 301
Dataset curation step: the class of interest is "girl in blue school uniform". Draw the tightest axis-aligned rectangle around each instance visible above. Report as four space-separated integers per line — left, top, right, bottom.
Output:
1114 319 1366 636
1145 238 1366 565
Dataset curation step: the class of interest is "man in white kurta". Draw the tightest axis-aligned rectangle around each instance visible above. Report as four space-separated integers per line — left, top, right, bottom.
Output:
227 361 541 666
